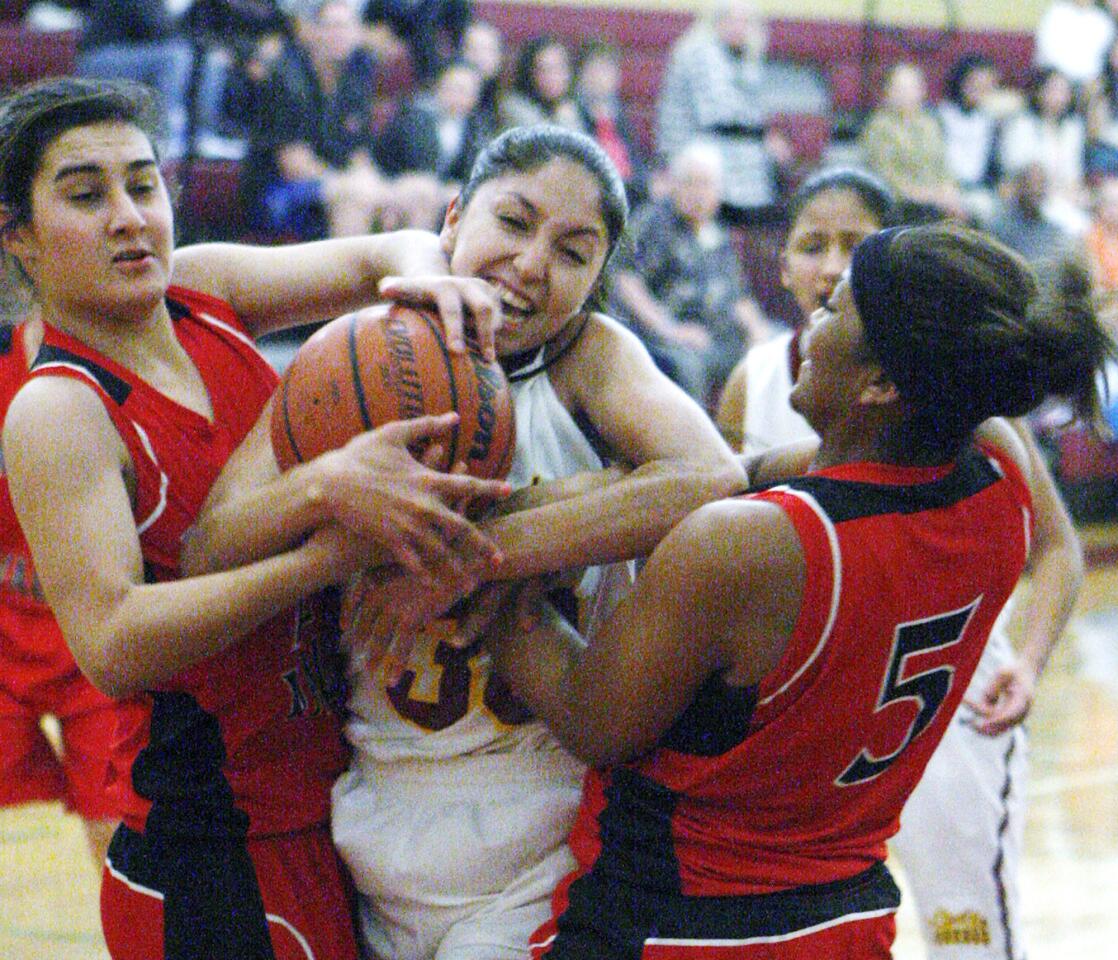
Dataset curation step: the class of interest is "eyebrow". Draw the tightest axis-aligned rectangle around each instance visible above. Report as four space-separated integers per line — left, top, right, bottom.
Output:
54 158 158 182
504 191 604 241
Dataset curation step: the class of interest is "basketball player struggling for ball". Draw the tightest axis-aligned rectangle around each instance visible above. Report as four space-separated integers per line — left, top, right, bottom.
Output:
470 222 1113 958
0 303 135 873
182 125 745 960
716 167 1084 960
0 77 515 960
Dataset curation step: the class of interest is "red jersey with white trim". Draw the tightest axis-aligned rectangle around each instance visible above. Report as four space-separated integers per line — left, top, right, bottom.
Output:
0 323 50 615
569 445 1032 897
26 287 348 837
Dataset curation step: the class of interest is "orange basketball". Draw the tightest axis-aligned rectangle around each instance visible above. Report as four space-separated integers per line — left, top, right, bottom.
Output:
270 303 516 479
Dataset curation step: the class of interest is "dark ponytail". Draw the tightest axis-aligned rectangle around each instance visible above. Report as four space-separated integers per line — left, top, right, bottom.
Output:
1023 256 1114 428
853 224 1116 453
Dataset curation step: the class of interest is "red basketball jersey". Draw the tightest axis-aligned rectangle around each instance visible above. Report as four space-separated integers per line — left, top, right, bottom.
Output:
26 287 348 837
569 446 1032 897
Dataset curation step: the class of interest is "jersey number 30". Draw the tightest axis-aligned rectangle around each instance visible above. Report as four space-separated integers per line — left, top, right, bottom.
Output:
837 598 981 786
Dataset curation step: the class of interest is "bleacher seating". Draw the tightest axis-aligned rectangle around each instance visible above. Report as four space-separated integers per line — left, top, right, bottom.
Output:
0 2 1036 263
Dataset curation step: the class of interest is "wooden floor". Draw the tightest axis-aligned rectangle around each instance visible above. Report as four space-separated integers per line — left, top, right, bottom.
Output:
3 527 1118 960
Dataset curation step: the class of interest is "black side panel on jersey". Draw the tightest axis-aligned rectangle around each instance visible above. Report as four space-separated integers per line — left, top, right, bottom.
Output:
32 344 134 405
131 690 274 958
594 767 684 894
780 447 1000 524
657 672 758 756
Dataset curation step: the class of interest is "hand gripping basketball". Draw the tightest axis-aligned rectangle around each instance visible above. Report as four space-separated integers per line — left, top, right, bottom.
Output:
271 302 515 479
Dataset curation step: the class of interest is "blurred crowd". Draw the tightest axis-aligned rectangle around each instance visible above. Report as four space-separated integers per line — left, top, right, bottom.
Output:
12 0 1118 440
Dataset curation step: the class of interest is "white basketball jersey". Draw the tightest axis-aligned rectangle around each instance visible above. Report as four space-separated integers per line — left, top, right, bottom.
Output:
343 368 633 762
742 331 814 457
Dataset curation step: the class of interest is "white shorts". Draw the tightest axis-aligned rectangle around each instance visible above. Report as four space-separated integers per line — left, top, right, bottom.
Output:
332 749 584 960
891 709 1028 960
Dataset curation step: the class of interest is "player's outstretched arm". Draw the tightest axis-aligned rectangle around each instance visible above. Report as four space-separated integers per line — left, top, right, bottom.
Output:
966 418 1084 735
3 378 374 699
479 316 746 581
482 498 801 767
171 231 502 358
182 404 509 584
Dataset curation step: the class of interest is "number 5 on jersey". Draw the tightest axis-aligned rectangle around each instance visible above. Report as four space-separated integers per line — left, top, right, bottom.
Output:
837 598 982 786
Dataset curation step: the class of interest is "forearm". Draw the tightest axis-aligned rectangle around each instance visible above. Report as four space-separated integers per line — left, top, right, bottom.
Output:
486 602 594 760
483 460 744 579
1016 539 1083 678
80 539 344 698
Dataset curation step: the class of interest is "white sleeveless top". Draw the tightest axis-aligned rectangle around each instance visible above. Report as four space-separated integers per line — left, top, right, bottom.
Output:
343 368 633 763
742 332 814 457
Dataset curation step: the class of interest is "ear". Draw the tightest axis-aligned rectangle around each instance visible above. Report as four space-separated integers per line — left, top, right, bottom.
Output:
858 364 901 408
0 207 35 276
439 194 461 257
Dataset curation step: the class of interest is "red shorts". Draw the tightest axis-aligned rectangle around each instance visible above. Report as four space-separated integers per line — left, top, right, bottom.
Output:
101 823 361 960
531 861 899 960
0 602 125 819
637 912 896 958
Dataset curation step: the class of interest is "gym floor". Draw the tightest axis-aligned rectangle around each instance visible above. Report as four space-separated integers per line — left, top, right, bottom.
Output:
3 525 1117 960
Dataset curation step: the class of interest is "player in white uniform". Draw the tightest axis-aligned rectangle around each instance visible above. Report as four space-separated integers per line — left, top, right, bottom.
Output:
716 168 1084 960
331 126 743 960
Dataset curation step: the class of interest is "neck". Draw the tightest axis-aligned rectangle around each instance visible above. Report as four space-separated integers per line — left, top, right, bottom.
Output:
812 415 960 470
40 296 175 370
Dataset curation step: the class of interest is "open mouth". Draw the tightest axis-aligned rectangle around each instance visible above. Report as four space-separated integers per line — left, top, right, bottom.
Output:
113 250 152 264
491 280 535 319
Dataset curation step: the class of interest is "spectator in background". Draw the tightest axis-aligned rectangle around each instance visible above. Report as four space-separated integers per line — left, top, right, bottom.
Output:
240 0 394 241
219 27 288 146
460 19 505 130
1034 0 1116 88
72 0 193 157
1084 175 1118 293
610 140 766 406
859 61 967 223
987 162 1078 264
374 58 492 228
498 35 586 133
936 54 1005 225
1084 35 1118 177
656 0 827 223
574 40 649 206
360 0 471 87
1000 67 1090 234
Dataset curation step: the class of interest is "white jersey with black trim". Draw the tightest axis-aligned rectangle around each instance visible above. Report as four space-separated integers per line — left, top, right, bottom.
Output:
342 368 634 763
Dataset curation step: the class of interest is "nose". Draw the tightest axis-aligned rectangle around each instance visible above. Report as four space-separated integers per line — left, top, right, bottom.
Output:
107 186 146 233
821 242 846 281
512 234 548 282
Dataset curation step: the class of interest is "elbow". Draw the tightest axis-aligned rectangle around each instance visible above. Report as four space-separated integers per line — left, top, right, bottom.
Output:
556 731 632 770
713 460 749 497
76 648 142 700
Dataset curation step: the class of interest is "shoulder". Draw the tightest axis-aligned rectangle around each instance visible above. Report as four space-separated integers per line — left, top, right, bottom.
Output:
974 417 1032 484
5 374 120 464
655 496 805 613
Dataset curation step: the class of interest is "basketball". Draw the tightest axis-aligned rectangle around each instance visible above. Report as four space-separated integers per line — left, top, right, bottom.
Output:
270 303 516 479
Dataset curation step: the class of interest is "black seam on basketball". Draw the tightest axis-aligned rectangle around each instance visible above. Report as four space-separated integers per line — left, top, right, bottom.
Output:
281 373 304 464
417 311 460 467
348 313 373 431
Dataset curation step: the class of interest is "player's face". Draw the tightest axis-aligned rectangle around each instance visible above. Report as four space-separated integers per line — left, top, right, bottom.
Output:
441 158 611 356
789 276 873 433
781 189 881 324
4 121 173 327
